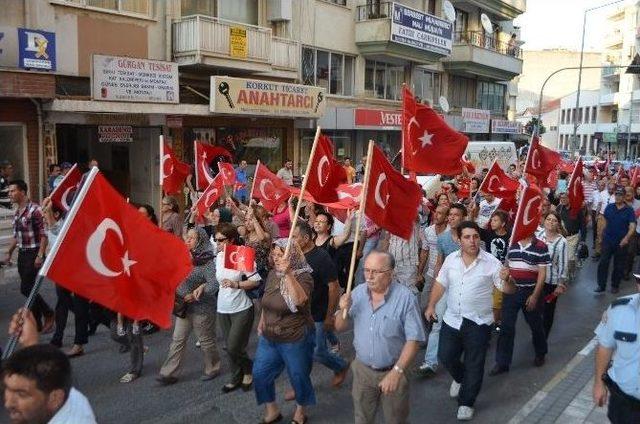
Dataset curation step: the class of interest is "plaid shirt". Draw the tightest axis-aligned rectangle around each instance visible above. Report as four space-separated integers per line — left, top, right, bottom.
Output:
13 202 46 249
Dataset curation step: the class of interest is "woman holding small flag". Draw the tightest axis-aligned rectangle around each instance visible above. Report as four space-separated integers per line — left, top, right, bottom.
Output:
215 223 261 393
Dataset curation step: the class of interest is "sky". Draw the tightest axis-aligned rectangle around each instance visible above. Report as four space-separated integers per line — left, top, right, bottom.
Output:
514 0 632 52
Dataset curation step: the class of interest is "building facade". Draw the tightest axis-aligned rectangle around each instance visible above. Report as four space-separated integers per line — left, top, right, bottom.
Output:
0 0 527 206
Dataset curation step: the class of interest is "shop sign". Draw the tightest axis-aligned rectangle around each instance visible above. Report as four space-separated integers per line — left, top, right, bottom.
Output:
166 115 183 128
390 3 453 56
230 27 248 58
210 76 326 118
603 132 617 143
18 28 56 71
92 54 179 104
491 119 521 134
98 125 133 143
354 108 402 129
462 108 490 133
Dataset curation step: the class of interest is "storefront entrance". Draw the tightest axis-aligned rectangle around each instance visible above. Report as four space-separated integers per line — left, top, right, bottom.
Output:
0 124 28 182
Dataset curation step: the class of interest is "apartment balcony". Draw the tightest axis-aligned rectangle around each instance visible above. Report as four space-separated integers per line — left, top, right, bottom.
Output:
596 123 620 133
172 15 299 78
355 2 453 65
600 92 620 106
442 31 523 81
452 0 526 20
604 30 623 49
602 65 621 79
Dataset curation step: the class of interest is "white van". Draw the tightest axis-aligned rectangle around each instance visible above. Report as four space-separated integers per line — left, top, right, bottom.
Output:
464 141 518 171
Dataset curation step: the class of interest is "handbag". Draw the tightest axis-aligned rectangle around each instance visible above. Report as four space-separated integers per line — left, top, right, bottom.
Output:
172 294 188 319
577 242 589 260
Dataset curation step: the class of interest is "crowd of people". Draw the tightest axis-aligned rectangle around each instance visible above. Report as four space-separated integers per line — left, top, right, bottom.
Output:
2 154 640 424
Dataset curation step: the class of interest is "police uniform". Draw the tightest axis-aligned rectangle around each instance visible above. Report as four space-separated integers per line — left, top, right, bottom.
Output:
594 294 640 423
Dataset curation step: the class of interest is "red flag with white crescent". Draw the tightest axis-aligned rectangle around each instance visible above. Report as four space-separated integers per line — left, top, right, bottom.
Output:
218 161 236 186
510 183 543 244
194 141 232 190
161 143 191 195
498 195 518 225
50 164 82 212
223 244 256 273
305 134 347 203
365 145 422 240
479 160 520 197
631 166 639 187
192 173 225 217
568 157 585 218
41 170 192 329
253 162 291 213
524 136 561 180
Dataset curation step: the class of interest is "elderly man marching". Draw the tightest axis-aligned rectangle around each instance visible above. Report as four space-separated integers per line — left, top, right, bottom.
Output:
335 250 425 424
425 221 515 421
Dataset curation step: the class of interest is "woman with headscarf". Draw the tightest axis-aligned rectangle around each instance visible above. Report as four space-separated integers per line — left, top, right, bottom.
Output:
253 239 315 424
157 227 221 385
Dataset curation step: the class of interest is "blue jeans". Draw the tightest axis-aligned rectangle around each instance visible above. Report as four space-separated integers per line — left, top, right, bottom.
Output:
354 236 379 286
253 328 316 406
495 287 547 368
313 322 347 373
423 295 447 367
438 320 491 407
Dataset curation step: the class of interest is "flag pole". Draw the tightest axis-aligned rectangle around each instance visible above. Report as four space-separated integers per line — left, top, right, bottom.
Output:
284 126 321 258
2 167 100 360
159 135 165 230
249 159 260 202
342 140 375 319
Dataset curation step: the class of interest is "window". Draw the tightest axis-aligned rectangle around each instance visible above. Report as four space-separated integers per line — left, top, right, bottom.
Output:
612 108 618 123
364 60 404 100
454 8 468 33
592 107 597 122
578 108 583 123
476 81 505 114
181 0 215 16
571 108 576 123
324 0 347 5
301 47 355 96
58 0 150 15
412 68 440 104
448 75 476 109
584 107 590 123
561 109 566 124
217 0 257 25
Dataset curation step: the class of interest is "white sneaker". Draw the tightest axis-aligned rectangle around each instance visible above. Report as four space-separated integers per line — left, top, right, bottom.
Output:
457 406 474 421
449 380 461 398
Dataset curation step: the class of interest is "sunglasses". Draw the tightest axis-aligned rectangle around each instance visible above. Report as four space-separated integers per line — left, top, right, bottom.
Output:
215 237 228 242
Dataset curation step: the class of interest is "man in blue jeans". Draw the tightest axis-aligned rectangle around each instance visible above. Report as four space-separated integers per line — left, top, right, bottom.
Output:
490 234 550 376
426 221 515 421
292 222 349 388
596 186 636 294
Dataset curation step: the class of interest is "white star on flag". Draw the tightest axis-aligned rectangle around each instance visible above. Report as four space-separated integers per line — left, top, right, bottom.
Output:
419 130 434 148
121 252 137 276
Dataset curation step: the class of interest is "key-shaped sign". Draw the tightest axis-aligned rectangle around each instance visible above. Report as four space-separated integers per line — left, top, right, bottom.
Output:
314 92 323 113
218 81 234 108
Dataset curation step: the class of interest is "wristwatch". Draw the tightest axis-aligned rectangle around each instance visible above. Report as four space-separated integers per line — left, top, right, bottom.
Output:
393 364 404 374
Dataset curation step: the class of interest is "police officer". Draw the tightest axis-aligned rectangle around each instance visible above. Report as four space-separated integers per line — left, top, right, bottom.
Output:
593 275 640 423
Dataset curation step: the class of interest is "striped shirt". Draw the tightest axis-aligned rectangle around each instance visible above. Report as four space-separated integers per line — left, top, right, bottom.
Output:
507 237 550 287
583 181 597 207
535 230 568 285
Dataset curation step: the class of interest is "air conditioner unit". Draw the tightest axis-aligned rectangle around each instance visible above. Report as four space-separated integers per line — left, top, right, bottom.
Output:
267 0 292 22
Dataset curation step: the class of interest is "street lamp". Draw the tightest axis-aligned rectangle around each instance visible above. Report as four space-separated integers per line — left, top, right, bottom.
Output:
572 0 627 152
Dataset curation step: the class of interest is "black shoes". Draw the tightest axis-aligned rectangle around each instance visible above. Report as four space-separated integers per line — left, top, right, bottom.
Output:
489 365 509 376
594 287 606 294
533 356 545 367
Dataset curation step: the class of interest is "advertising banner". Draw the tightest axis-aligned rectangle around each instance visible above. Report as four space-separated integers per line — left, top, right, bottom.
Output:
462 108 490 133
18 28 56 71
390 3 453 56
491 119 521 134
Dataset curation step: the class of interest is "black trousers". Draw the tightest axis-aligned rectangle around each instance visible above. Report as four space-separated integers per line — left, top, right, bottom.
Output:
607 379 640 424
597 243 627 290
51 285 90 346
438 319 491 407
591 210 598 247
17 249 52 329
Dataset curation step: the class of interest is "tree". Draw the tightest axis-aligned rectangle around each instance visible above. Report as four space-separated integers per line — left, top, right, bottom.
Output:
524 117 546 136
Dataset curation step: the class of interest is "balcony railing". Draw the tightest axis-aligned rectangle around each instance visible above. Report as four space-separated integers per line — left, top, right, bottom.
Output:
454 31 522 59
356 1 392 21
272 37 299 70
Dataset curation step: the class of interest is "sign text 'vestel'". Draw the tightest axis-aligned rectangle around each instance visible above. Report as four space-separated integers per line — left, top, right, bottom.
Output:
354 109 402 128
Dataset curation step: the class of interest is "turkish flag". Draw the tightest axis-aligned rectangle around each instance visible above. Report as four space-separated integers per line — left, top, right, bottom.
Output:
479 160 520 197
631 166 639 187
498 195 518 225
41 171 192 328
161 143 191 195
401 86 469 175
223 244 255 273
218 161 236 186
50 164 82 212
289 183 362 211
568 157 585 218
524 136 561 181
457 177 471 199
253 162 291 213
510 183 544 244
194 141 232 190
305 134 347 203
192 173 225 217
365 145 422 240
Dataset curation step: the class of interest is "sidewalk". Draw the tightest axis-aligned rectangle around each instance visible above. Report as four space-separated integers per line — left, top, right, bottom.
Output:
509 338 608 424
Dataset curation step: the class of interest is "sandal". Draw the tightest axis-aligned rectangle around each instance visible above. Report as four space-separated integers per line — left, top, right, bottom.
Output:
290 416 307 424
259 413 282 424
119 373 138 383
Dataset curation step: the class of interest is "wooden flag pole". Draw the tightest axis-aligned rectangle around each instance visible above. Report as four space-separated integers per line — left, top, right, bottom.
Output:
342 140 375 319
249 159 260 202
159 135 165 230
284 126 321 258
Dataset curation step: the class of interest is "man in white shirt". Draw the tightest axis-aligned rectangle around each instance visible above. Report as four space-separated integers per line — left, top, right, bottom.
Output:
595 181 615 258
420 205 450 297
276 159 294 186
474 193 501 229
425 221 515 421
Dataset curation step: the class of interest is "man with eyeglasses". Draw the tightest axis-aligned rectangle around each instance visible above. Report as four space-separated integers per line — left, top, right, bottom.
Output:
335 250 424 424
425 221 515 421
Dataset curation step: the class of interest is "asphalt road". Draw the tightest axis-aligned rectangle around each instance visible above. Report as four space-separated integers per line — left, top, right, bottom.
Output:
0 246 634 424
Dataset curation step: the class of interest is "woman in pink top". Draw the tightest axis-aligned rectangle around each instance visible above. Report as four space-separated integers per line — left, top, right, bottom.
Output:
271 198 293 238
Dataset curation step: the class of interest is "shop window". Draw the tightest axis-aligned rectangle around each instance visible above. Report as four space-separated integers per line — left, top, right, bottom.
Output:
301 47 355 96
412 68 440 104
448 75 476 109
365 60 404 101
0 125 27 182
476 81 505 114
300 130 352 171
181 0 215 16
